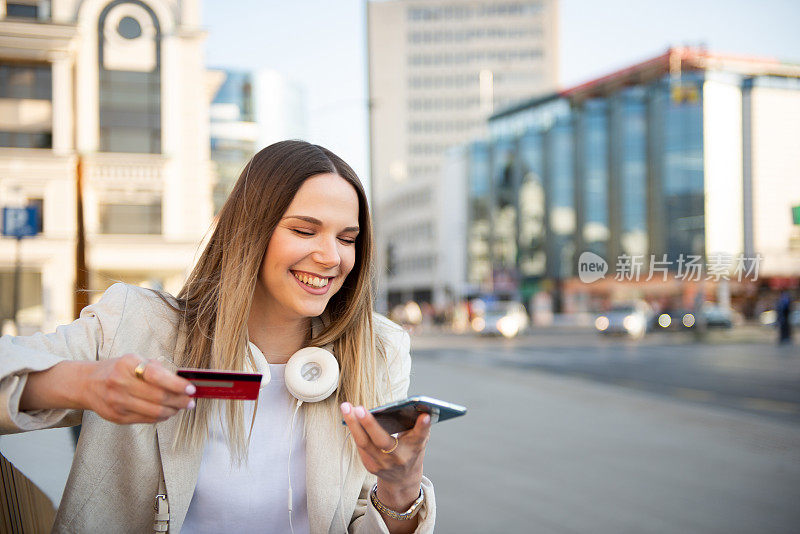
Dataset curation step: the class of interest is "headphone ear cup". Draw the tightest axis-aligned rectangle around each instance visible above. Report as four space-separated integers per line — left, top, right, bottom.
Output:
284 347 339 403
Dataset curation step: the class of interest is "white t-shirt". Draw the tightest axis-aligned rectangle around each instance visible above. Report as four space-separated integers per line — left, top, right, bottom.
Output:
182 344 309 533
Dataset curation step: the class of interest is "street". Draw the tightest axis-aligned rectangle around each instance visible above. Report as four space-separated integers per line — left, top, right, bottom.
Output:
410 329 800 534
412 326 800 424
1 329 799 533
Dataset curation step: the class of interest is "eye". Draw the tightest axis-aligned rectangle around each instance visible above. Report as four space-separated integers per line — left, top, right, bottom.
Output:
338 237 357 245
291 229 314 237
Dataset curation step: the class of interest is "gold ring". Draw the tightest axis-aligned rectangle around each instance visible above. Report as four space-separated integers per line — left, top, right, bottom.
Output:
380 435 399 454
134 361 148 381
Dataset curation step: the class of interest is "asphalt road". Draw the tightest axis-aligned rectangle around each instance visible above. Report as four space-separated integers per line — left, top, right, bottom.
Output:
408 340 800 534
411 327 800 425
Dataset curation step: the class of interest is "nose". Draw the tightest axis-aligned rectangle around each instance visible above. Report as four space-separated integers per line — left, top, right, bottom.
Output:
311 234 341 269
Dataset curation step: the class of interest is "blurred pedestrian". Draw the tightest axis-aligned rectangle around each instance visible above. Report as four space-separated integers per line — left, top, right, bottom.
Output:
776 290 793 344
0 141 435 533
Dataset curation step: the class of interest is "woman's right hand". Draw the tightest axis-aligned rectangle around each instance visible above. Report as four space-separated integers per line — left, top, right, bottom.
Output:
80 354 196 424
20 354 196 425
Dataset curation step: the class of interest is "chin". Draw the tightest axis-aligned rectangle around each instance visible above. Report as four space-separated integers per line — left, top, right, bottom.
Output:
292 300 329 318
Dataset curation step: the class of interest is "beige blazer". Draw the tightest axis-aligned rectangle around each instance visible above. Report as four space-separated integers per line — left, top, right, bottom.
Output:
0 283 435 533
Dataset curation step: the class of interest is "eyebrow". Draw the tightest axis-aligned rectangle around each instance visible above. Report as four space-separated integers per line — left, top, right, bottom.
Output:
283 215 359 233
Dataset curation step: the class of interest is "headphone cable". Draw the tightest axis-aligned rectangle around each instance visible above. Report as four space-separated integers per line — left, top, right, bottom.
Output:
287 399 303 534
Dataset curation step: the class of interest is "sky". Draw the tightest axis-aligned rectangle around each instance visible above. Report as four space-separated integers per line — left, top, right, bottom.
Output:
202 0 800 187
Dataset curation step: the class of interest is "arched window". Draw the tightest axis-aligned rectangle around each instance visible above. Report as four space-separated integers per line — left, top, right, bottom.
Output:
98 0 161 153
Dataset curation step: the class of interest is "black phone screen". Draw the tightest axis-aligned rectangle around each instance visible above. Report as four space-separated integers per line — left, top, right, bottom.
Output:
372 402 430 434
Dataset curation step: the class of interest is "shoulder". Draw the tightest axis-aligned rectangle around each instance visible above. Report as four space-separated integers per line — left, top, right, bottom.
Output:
92 283 178 315
87 283 182 354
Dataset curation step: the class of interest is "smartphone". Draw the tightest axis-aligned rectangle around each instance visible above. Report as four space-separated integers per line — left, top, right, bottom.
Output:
343 395 467 434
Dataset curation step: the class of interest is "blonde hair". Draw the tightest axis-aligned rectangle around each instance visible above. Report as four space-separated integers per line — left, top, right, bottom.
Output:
164 140 384 461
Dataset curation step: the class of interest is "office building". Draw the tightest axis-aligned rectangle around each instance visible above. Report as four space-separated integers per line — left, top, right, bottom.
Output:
0 0 214 332
368 0 558 309
209 69 307 213
451 48 800 311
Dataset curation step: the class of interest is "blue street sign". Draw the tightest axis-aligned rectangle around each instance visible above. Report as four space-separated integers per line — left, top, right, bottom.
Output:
2 206 40 238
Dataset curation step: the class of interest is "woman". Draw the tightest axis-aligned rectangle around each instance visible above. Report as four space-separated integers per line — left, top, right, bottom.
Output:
0 141 435 533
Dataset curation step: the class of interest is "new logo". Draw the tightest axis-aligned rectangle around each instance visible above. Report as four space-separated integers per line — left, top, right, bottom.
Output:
578 252 608 283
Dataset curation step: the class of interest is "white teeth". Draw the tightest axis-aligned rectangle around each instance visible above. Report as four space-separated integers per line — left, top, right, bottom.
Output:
293 272 329 288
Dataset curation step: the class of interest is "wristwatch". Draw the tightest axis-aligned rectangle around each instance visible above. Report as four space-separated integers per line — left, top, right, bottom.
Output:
369 483 425 521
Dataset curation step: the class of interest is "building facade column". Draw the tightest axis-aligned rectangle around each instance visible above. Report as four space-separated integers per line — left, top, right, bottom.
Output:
50 53 74 155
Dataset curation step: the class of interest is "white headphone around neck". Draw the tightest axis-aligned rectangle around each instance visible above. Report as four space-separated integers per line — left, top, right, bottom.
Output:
284 347 339 403
281 346 340 534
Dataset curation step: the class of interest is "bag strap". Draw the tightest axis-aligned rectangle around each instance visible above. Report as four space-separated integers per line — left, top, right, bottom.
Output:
153 434 170 533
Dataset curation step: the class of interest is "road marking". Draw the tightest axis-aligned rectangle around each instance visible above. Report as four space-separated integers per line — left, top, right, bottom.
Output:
739 398 800 414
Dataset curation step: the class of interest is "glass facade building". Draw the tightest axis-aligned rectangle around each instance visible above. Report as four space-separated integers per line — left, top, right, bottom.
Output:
466 141 491 288
517 130 546 284
656 75 705 261
613 86 648 258
209 70 257 213
465 65 709 301
578 98 609 260
449 48 800 314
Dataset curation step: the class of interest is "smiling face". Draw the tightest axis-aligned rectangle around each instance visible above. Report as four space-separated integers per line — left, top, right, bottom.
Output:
255 173 360 322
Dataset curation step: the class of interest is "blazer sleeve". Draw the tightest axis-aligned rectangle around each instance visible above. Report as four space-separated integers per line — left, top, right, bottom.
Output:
348 322 437 534
0 282 129 434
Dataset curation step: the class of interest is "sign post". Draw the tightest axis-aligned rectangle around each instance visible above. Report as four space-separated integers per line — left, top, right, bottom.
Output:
2 206 41 330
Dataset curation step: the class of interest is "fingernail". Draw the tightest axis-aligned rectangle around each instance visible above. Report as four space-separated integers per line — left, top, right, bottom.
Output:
355 406 366 419
187 400 196 410
185 384 196 395
341 402 351 415
423 414 431 424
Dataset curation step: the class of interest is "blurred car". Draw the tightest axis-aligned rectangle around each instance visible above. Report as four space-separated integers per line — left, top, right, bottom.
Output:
760 308 800 327
653 309 698 331
654 305 740 332
595 301 652 339
471 301 529 338
701 304 740 329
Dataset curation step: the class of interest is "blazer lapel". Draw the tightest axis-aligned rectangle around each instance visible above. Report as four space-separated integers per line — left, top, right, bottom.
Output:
305 399 345 534
155 327 204 533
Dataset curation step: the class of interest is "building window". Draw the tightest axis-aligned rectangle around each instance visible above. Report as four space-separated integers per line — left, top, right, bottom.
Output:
27 198 44 234
99 203 162 234
0 63 52 99
660 80 705 261
0 132 51 148
546 117 576 278
212 71 254 122
518 132 546 278
612 88 648 257
580 99 609 259
99 70 161 155
0 270 42 326
98 1 162 154
5 1 45 19
0 62 52 149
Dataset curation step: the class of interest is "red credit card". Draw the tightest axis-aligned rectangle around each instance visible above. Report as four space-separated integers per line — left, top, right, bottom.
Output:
176 369 262 400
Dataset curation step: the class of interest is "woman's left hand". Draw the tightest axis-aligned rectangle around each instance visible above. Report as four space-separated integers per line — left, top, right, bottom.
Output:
340 402 430 505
